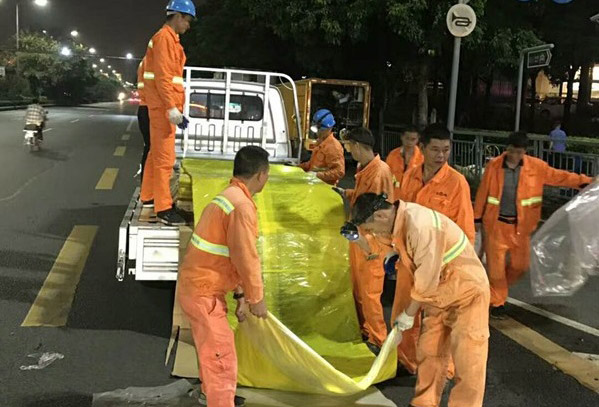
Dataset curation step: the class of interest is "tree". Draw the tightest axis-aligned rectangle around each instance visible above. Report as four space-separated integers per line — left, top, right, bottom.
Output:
16 32 63 97
531 0 599 128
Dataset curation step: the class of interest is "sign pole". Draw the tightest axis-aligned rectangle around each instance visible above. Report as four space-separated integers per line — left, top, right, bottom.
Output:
446 0 475 144
514 43 554 131
515 52 525 131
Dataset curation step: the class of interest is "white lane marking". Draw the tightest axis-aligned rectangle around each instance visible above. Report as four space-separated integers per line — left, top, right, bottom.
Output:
45 128 53 132
507 297 599 337
70 119 79 123
0 165 55 203
126 116 135 132
89 114 95 118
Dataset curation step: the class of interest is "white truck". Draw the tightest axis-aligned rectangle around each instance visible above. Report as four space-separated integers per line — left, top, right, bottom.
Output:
117 67 303 282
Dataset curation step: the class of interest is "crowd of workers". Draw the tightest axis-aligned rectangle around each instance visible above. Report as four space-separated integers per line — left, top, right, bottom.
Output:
136 2 597 406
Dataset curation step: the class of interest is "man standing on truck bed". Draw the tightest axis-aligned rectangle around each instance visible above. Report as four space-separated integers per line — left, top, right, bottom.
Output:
474 131 596 319
299 109 345 185
335 127 394 354
140 0 195 226
178 146 270 407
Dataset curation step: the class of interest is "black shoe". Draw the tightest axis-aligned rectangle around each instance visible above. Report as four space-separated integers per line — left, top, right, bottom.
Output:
366 342 381 356
490 305 507 320
157 207 187 226
198 393 245 406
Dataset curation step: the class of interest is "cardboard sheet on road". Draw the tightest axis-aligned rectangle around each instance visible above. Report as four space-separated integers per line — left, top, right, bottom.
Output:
169 159 397 396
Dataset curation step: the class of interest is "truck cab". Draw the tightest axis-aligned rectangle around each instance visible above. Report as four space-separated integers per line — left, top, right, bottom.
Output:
117 67 302 282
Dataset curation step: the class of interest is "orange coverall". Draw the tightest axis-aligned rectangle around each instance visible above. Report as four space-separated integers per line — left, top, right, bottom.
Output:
178 179 264 407
393 162 475 373
299 133 345 185
474 153 593 307
140 25 186 212
389 201 489 407
386 146 424 198
345 155 394 347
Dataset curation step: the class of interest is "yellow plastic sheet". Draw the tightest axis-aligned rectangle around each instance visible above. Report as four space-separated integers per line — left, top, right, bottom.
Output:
182 159 397 395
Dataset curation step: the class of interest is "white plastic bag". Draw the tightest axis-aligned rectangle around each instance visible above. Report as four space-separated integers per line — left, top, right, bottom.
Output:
530 183 599 296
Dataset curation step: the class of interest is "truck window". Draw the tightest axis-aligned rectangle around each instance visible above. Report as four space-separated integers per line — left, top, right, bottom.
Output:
189 93 264 122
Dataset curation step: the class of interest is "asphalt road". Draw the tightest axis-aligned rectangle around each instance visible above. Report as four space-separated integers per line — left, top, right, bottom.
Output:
0 103 597 406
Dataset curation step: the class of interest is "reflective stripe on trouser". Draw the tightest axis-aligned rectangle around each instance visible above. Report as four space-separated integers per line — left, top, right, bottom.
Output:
349 238 387 347
140 108 175 212
178 294 237 407
412 290 489 407
484 222 531 307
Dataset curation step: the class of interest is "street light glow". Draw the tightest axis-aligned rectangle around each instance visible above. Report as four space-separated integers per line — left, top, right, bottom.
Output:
60 46 71 57
89 47 96 54
126 53 133 60
107 65 112 69
70 30 79 38
100 58 105 63
34 0 48 7
92 64 98 68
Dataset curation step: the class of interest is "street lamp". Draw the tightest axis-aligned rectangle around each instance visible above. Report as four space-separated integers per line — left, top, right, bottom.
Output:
100 58 105 63
92 64 97 68
126 53 133 60
107 65 112 69
70 30 79 38
16 0 49 53
590 13 599 24
60 46 72 57
89 47 96 54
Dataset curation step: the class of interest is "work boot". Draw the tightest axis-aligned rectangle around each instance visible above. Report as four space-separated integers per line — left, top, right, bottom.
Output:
198 393 246 406
490 305 507 320
157 207 187 226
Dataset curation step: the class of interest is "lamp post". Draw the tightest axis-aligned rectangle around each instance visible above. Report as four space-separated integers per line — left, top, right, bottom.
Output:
16 0 49 53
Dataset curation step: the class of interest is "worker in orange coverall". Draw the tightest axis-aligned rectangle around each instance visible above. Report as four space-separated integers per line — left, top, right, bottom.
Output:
299 109 345 185
178 146 270 407
393 123 475 374
385 125 424 198
474 131 596 319
140 0 194 226
346 193 489 407
334 127 393 354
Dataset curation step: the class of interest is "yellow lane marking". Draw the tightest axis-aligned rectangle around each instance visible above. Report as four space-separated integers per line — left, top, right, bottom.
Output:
95 168 119 190
21 226 98 327
121 134 130 141
492 317 599 393
113 146 126 157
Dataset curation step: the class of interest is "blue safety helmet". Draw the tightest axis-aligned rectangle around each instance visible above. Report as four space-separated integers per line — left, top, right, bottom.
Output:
166 0 197 18
311 109 336 132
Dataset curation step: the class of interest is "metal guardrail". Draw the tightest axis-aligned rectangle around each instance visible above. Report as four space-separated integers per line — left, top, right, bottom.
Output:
382 127 599 199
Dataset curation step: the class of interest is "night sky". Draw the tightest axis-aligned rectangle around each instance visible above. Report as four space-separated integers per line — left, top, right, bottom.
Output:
0 0 186 81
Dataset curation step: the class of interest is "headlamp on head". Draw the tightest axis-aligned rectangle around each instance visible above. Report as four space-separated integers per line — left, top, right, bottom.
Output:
340 193 389 241
340 222 360 241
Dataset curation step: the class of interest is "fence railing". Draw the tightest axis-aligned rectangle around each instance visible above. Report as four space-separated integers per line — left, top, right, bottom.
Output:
381 126 599 199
